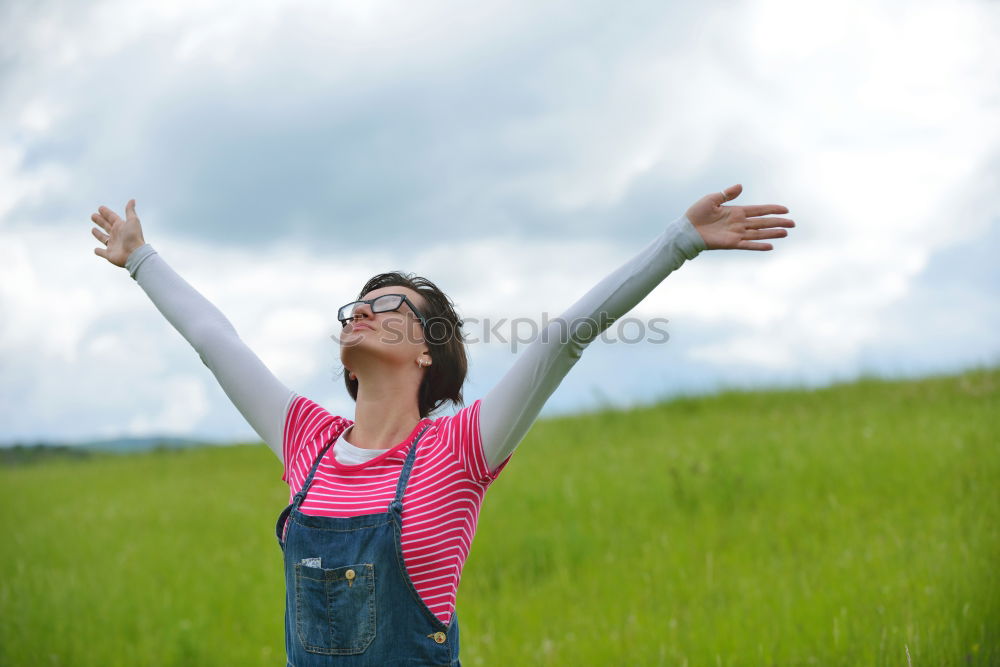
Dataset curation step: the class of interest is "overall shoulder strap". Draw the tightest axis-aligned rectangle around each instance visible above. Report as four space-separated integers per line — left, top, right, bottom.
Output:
391 423 432 508
294 437 337 507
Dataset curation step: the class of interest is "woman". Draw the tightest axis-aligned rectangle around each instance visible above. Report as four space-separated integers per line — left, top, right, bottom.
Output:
90 184 793 665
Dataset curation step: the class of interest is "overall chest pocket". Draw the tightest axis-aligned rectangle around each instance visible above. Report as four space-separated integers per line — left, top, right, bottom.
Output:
294 562 376 655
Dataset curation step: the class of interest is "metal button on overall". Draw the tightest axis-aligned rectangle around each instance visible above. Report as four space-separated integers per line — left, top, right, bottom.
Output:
275 423 462 665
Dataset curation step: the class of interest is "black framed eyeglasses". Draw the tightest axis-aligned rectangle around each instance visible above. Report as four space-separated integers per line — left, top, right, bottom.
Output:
337 293 428 329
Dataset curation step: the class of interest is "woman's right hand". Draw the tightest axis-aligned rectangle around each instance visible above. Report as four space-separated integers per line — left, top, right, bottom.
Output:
91 199 147 268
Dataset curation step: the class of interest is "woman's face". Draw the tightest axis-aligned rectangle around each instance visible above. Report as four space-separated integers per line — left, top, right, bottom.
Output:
339 285 431 375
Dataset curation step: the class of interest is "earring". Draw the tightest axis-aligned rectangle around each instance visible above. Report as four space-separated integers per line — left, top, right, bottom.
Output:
349 371 357 380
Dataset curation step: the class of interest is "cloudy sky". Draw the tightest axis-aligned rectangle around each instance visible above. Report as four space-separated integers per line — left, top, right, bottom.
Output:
1 0 997 446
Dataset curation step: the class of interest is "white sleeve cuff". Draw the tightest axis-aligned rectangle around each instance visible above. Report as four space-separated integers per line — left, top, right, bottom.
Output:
125 243 157 280
675 214 708 258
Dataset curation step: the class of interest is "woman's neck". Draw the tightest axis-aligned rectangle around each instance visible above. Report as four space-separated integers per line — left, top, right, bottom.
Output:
348 378 423 450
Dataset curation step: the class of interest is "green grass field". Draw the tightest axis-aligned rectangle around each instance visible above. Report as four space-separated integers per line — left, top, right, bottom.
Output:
1 366 997 666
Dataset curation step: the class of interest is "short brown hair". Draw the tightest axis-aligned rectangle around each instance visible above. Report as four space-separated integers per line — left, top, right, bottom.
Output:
343 271 467 417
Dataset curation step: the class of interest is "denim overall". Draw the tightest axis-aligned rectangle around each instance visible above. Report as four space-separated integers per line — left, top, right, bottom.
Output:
275 424 461 666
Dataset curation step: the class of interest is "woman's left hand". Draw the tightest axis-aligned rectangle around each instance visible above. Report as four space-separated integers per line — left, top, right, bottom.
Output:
685 183 795 251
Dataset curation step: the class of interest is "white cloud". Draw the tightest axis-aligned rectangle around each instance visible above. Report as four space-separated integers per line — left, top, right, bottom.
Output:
0 227 101 362
126 375 210 434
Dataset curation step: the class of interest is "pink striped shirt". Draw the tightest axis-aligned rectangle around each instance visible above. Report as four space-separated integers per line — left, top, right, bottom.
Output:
280 394 513 625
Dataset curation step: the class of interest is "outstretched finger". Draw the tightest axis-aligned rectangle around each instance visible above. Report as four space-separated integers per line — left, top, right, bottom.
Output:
125 199 137 222
745 228 788 241
740 204 789 217
98 205 123 226
91 212 111 232
91 227 111 244
745 217 795 230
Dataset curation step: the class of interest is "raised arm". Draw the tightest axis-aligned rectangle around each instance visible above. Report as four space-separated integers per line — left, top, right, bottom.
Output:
91 200 295 463
478 184 794 472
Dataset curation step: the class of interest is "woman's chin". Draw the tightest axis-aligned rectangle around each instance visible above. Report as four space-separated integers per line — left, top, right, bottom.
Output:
343 344 414 371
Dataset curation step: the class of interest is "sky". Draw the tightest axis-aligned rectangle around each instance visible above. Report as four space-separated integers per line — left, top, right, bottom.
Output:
1 0 997 446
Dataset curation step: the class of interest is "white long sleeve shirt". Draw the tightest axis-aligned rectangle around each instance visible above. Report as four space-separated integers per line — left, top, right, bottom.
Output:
123 214 706 473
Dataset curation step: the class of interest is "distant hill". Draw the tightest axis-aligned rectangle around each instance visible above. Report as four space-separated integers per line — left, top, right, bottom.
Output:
74 435 215 453
0 436 224 465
